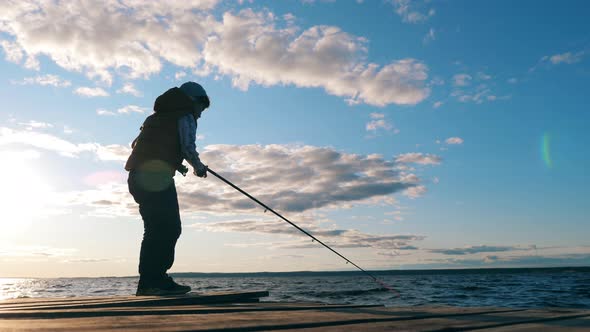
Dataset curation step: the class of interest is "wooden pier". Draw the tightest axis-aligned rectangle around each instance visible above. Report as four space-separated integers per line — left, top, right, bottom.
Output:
1 291 589 331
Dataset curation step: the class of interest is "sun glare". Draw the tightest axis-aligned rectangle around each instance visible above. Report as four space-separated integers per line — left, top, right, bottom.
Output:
0 154 52 232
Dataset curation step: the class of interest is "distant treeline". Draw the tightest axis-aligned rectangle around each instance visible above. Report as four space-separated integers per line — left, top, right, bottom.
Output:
168 266 590 278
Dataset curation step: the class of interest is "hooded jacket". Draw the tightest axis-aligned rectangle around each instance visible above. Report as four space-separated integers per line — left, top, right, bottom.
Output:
124 87 195 175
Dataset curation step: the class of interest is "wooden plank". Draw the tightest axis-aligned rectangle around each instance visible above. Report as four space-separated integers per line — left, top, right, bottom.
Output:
0 305 528 331
0 295 137 304
0 297 140 310
276 308 590 332
0 291 267 306
484 315 590 332
0 291 269 311
53 291 268 310
1 295 588 331
0 303 383 319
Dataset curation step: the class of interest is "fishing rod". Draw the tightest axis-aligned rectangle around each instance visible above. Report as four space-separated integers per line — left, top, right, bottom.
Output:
206 167 399 296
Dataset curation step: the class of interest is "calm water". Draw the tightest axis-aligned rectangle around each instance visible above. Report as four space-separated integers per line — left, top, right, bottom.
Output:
1 268 589 308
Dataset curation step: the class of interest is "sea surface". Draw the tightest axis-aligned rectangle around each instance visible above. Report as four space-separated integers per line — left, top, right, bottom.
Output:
1 267 589 308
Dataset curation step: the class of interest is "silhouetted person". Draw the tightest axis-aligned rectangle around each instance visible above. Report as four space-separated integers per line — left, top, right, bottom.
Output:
125 82 209 296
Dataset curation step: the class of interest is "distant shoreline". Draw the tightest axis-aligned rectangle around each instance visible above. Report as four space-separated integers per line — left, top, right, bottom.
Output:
3 266 589 279
171 266 590 278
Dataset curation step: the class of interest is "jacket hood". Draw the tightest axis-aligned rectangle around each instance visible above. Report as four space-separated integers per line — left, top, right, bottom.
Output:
153 87 193 114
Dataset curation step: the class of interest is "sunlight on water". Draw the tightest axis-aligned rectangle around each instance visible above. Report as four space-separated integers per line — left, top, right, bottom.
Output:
0 278 32 300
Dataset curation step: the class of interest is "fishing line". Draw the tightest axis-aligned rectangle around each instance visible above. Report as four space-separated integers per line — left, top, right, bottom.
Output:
207 167 399 296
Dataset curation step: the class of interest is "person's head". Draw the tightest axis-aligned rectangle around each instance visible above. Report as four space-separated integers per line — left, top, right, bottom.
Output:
179 81 210 118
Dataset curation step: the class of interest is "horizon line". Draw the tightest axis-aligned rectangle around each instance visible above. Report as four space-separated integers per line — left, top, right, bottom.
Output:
2 265 588 279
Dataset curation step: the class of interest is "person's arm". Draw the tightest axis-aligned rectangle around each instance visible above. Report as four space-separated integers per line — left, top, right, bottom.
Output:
178 114 207 177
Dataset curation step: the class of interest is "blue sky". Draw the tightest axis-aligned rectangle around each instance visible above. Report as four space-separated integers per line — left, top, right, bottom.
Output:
0 0 589 278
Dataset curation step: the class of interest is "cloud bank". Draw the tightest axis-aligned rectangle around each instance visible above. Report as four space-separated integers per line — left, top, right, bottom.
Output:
193 218 425 251
0 1 430 106
176 144 420 214
202 9 430 106
0 126 436 217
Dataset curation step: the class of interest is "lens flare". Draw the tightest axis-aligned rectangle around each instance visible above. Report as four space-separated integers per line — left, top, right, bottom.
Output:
542 133 552 168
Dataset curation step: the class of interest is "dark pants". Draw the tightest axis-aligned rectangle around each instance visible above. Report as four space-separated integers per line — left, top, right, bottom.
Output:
128 170 182 288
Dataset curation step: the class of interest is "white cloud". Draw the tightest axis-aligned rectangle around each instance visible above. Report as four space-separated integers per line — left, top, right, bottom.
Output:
477 72 491 80
395 152 441 165
74 87 109 97
423 28 435 44
117 105 147 114
507 77 518 84
530 50 586 72
116 82 142 97
429 245 537 256
283 13 296 22
430 76 444 86
0 149 41 161
1 126 442 222
432 101 443 108
366 113 398 135
203 9 430 106
0 126 89 157
93 144 131 161
404 185 426 198
0 39 23 63
181 144 423 213
58 143 437 217
391 0 435 24
366 119 393 131
192 218 424 251
452 73 472 87
0 0 218 85
451 76 507 104
62 257 125 264
1 2 430 107
58 182 135 218
546 51 585 65
18 120 53 129
97 108 116 116
452 87 499 104
119 0 220 12
399 173 420 184
416 246 590 268
24 55 40 70
96 105 148 115
0 245 77 258
0 0 429 106
0 126 131 160
445 137 463 145
175 71 187 80
11 74 71 87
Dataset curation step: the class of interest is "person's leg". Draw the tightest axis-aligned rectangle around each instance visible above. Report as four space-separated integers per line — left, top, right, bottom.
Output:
138 181 181 283
129 171 185 293
142 194 181 283
161 183 182 272
128 172 174 286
